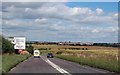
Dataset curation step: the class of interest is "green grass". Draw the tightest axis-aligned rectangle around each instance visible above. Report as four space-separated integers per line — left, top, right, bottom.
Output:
0 54 2 74
2 54 31 74
56 55 119 73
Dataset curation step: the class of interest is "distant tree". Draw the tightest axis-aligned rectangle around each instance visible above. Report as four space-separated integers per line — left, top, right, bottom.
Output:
26 44 34 54
93 43 119 47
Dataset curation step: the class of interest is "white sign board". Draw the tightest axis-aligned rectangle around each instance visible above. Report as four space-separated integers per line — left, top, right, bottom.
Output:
14 37 26 49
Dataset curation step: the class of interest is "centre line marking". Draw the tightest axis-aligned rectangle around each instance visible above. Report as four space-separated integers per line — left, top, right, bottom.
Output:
41 56 72 75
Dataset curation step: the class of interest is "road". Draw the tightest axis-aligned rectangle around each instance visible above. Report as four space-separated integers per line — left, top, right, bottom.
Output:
8 55 112 75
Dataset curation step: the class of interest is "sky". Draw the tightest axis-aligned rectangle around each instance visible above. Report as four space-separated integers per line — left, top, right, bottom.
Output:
2 0 120 2
1 2 119 43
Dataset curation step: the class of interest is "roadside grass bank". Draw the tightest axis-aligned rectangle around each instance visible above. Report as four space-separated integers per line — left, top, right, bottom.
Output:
56 55 118 73
2 54 32 74
40 50 119 73
0 54 2 74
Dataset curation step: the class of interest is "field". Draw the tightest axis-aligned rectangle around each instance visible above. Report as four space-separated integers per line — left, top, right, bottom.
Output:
32 44 119 72
32 44 118 51
2 54 31 74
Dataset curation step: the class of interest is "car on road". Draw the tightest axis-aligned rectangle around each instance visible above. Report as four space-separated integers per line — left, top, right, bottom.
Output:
34 50 40 58
47 53 53 58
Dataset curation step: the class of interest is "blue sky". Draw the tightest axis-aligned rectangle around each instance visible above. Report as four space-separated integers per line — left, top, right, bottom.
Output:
2 2 118 43
67 0 120 2
66 2 118 13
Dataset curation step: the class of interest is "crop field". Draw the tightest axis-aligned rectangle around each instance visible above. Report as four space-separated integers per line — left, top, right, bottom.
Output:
32 44 118 50
32 44 119 72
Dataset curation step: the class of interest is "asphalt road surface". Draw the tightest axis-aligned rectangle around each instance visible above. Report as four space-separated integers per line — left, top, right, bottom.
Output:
8 55 113 75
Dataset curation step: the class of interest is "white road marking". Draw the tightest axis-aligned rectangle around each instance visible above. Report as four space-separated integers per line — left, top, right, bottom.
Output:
41 57 72 75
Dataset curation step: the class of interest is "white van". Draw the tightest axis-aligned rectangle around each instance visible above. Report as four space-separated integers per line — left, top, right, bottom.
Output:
34 50 40 58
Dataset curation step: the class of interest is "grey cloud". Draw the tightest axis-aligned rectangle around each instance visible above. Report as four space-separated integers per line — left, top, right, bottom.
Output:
2 2 118 43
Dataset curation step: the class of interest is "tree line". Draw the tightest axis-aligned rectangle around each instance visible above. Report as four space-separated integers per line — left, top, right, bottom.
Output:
93 43 119 47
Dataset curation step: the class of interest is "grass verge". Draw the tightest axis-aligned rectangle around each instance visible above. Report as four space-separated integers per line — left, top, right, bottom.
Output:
56 55 119 73
2 54 31 74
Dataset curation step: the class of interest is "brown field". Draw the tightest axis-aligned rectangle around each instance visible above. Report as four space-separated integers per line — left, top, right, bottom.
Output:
32 44 118 59
32 44 118 50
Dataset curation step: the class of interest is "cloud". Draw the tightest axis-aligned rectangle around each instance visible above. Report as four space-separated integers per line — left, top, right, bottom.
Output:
2 2 118 43
96 8 104 15
2 0 68 2
2 2 117 22
3 2 117 25
34 18 48 23
92 29 99 33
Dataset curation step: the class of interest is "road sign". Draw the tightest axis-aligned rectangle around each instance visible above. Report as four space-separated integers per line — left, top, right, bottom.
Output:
14 37 26 49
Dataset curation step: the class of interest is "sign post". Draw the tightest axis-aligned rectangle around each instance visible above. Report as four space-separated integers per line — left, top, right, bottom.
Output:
14 37 26 53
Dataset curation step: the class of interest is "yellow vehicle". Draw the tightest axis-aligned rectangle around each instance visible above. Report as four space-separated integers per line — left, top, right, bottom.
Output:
34 50 40 58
